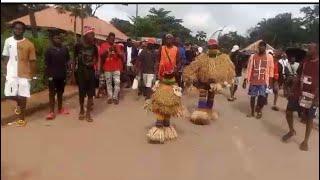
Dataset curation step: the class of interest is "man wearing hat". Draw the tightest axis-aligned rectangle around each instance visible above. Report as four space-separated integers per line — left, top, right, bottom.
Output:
74 26 98 122
228 45 243 101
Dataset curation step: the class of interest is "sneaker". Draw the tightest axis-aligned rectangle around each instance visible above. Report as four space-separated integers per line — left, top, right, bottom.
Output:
58 108 70 115
46 112 56 120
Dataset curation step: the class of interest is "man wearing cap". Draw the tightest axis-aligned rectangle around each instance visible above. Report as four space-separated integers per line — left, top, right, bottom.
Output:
183 39 235 125
100 32 124 105
228 45 243 101
137 38 157 99
157 34 181 81
74 26 98 122
242 41 274 119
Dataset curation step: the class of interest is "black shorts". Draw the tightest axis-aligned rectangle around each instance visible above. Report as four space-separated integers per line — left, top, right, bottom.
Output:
286 98 317 120
48 78 66 94
76 68 96 97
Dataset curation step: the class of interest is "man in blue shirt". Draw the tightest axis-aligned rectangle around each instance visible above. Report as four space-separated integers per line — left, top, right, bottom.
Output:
175 37 186 88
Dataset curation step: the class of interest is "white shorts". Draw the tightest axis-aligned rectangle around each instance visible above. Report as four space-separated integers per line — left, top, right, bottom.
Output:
142 74 155 88
234 76 242 85
4 77 31 98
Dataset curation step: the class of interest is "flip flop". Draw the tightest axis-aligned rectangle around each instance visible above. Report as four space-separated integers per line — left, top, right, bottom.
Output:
15 120 27 127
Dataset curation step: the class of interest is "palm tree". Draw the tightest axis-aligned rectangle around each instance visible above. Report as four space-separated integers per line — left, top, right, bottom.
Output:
55 4 85 41
24 4 48 38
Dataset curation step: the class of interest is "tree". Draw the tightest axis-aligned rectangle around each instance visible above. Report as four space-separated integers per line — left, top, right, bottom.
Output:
218 31 249 53
195 31 207 43
24 4 48 38
110 18 134 36
56 4 87 40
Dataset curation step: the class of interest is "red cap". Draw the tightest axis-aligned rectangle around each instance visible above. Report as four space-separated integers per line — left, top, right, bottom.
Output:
147 38 156 44
84 26 95 36
208 39 218 46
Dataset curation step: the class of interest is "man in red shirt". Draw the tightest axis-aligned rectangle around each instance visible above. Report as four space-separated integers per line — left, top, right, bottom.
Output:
100 32 124 105
282 43 319 151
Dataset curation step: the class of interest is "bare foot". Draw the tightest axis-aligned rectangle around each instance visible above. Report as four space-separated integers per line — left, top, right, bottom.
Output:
299 141 309 151
282 131 296 142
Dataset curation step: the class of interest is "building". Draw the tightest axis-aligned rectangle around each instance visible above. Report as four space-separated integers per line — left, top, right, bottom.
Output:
9 7 128 41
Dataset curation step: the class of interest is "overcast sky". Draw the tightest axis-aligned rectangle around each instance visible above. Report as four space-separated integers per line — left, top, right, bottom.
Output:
95 4 312 38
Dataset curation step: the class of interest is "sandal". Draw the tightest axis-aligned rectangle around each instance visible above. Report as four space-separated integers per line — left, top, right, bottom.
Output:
227 97 235 101
46 112 56 120
256 112 262 119
79 112 85 120
15 119 27 127
58 108 70 115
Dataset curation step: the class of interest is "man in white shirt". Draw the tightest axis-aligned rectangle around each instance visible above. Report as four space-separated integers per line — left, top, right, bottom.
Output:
2 21 37 127
124 39 138 88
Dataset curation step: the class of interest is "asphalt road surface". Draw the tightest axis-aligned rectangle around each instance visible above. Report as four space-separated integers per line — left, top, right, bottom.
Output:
1 86 319 180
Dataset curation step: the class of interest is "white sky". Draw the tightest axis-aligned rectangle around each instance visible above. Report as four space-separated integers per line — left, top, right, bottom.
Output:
95 4 313 37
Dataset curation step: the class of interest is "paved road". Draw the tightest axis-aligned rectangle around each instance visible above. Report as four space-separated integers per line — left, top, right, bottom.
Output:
1 86 319 180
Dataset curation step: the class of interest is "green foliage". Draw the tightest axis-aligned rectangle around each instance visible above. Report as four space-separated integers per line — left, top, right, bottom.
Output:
27 30 50 93
218 31 249 53
110 18 134 37
247 5 319 49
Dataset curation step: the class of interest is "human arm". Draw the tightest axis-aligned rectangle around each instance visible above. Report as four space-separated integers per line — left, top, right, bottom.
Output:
243 54 253 89
29 43 37 78
1 39 9 76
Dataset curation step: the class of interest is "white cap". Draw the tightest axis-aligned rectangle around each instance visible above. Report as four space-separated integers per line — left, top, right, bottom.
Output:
231 45 240 52
198 47 203 53
267 49 274 55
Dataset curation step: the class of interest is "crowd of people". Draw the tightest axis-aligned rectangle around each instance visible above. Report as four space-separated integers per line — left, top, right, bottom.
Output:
2 21 318 151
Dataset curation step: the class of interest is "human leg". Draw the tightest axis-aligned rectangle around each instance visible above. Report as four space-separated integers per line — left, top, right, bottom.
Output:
105 71 113 104
112 71 121 104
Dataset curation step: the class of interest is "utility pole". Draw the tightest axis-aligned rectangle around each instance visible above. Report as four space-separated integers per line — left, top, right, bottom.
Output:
134 4 138 40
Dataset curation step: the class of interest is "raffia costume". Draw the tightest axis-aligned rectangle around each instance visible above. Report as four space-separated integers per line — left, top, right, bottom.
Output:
183 50 235 125
144 73 183 144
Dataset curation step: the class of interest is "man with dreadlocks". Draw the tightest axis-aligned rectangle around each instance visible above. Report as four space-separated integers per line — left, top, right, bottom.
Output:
183 39 235 125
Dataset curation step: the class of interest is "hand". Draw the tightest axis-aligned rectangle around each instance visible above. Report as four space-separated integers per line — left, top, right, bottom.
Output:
242 79 247 89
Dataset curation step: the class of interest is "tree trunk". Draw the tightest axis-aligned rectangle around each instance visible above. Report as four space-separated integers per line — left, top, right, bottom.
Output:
81 4 84 36
73 15 77 43
28 9 38 38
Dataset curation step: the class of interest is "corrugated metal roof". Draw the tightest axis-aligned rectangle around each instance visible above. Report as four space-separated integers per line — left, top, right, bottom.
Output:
9 7 128 41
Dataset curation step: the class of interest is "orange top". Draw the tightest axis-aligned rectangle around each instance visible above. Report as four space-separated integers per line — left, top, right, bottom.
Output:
245 53 274 86
159 45 178 78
